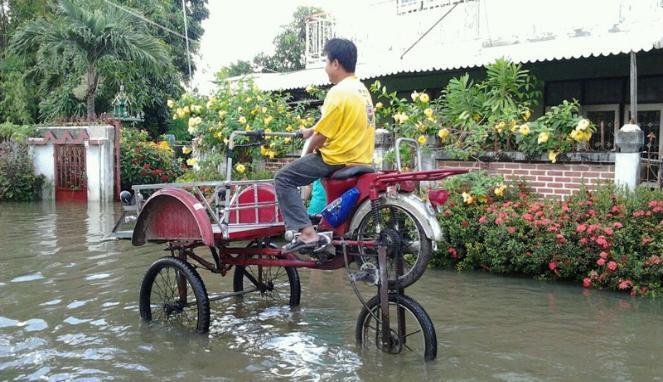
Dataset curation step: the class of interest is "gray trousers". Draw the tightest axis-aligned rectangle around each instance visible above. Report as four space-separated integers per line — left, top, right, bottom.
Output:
274 153 344 231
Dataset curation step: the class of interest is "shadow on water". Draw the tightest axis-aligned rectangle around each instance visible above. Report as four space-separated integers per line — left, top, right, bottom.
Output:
0 202 662 381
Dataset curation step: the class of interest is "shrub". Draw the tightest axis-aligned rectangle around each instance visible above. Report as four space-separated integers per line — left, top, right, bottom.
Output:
120 129 183 191
0 140 45 201
436 172 663 296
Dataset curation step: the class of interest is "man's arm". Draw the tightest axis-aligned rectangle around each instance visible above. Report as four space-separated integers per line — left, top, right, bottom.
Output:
301 127 327 154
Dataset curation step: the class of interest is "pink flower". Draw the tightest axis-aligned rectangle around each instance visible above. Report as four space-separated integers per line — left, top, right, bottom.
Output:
522 213 533 221
448 247 458 258
506 227 516 234
599 251 608 259
597 258 606 266
618 279 632 290
642 236 654 245
607 261 618 271
595 236 609 249
556 233 565 242
613 222 623 228
576 224 587 233
478 215 488 224
548 262 557 271
603 228 614 236
583 278 592 288
494 217 504 225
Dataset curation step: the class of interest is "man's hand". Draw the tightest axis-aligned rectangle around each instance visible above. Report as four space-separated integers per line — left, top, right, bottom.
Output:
300 127 314 139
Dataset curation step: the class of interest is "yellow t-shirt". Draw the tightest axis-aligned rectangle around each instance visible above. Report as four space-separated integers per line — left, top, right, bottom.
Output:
314 76 375 165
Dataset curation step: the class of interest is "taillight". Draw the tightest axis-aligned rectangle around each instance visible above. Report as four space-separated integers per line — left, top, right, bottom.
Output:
428 189 449 208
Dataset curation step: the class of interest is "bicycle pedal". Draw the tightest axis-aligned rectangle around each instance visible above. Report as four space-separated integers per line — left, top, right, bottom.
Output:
349 263 379 285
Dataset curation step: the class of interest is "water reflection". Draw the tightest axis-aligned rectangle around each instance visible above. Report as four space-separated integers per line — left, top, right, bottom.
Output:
0 202 662 381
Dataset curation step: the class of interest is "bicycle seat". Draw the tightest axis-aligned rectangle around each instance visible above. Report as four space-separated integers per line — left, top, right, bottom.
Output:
329 165 375 180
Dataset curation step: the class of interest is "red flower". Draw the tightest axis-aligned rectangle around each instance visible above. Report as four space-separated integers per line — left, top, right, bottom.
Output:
522 213 533 221
448 247 458 258
582 277 592 288
596 258 606 266
607 261 618 271
599 251 608 259
478 215 487 224
612 222 623 228
603 227 614 236
595 236 609 249
576 224 587 233
160 175 169 182
548 262 557 271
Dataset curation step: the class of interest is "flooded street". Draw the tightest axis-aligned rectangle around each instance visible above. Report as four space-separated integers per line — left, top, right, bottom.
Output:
1 202 662 381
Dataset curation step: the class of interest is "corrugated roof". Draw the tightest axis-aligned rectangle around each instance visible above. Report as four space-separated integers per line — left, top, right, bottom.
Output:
246 24 663 92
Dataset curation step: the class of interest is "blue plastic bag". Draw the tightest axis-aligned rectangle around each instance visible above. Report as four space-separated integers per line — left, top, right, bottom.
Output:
321 187 360 227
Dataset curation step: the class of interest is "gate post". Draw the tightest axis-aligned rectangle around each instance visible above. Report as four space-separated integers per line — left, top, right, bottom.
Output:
614 122 644 191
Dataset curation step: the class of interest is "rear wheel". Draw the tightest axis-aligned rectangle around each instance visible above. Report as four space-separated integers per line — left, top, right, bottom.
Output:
355 293 437 361
139 256 210 333
355 202 433 289
232 241 301 307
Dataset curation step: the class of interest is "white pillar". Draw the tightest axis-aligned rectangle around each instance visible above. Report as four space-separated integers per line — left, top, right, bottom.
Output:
614 152 640 191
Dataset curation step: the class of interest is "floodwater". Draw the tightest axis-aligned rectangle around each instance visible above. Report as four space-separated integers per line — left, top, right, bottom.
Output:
1 202 662 381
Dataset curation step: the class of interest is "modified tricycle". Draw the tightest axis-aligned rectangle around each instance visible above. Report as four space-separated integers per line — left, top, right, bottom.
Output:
112 130 466 361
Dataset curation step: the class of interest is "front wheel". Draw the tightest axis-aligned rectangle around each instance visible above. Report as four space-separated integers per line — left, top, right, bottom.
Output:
355 293 437 361
355 202 433 289
139 256 210 333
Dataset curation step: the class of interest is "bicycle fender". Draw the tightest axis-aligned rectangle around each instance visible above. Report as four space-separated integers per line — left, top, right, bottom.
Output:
132 188 214 247
348 193 443 243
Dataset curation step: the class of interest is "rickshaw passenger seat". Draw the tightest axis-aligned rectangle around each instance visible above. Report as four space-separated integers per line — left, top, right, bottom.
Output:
329 165 375 180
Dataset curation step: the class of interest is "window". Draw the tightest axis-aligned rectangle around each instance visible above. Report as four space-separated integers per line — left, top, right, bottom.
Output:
582 105 620 151
305 14 335 68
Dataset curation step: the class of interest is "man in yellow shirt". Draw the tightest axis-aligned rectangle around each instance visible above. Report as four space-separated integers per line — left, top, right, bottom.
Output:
275 38 375 254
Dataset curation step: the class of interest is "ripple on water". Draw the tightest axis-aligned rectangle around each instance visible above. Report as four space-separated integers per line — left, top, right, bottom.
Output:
66 300 92 309
63 316 91 325
40 299 62 306
85 273 111 281
18 319 48 332
10 272 45 283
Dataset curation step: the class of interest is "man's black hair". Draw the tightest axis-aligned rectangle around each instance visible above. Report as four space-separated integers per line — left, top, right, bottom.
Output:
323 38 357 73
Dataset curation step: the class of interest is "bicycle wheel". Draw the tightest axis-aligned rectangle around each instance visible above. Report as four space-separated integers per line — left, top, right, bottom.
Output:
355 293 437 361
139 256 210 333
355 202 433 289
232 242 301 307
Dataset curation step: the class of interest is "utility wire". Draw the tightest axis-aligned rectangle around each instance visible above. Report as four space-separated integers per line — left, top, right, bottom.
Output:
400 1 460 59
180 0 192 81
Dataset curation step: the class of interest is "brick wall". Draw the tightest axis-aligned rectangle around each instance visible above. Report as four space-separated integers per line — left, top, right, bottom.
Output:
264 157 296 174
437 160 615 199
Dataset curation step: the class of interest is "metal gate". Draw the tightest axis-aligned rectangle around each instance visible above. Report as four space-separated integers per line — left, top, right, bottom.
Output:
638 111 661 188
55 144 87 201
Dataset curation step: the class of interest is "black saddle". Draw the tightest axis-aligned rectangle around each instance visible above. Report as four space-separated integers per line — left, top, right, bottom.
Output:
329 165 376 180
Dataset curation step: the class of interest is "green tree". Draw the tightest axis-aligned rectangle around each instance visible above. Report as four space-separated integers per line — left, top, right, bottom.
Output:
11 0 171 121
251 6 323 73
215 59 254 79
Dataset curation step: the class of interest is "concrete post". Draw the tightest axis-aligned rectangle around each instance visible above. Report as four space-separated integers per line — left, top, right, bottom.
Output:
614 123 644 191
373 128 393 170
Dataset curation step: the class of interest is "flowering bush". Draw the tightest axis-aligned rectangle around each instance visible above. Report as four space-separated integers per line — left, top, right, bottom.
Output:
435 172 663 296
0 140 45 201
169 78 316 180
120 129 183 191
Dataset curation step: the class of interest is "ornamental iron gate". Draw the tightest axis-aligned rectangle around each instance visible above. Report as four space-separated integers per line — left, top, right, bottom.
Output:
638 110 662 189
55 144 87 201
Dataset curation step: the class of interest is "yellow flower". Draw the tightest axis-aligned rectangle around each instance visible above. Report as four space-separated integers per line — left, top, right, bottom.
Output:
462 192 475 205
245 97 252 103
244 125 252 132
305 85 315 94
182 146 192 154
410 91 419 101
235 163 246 174
237 106 243 112
437 128 450 140
260 146 268 156
424 108 433 118
188 116 202 129
393 112 409 124
576 118 590 131
285 125 293 132
509 120 517 132
538 131 549 144
218 110 227 119
186 158 198 167
478 195 487 203
268 151 276 160
261 107 268 114
494 184 507 197
417 135 427 145
238 116 247 124
548 150 559 163
263 116 273 126
183 106 190 114
495 121 506 133
284 137 292 144
167 99 175 108
191 104 203 113
518 123 530 136
419 93 429 103
375 102 383 110
416 122 426 132
214 131 223 139
223 138 229 145
523 109 531 121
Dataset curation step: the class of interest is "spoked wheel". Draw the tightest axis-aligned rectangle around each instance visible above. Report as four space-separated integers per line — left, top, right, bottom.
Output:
139 256 210 333
232 241 301 307
355 202 433 289
355 293 437 361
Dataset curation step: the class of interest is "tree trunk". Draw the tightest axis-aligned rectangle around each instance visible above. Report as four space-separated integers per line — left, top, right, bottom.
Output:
86 64 99 121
